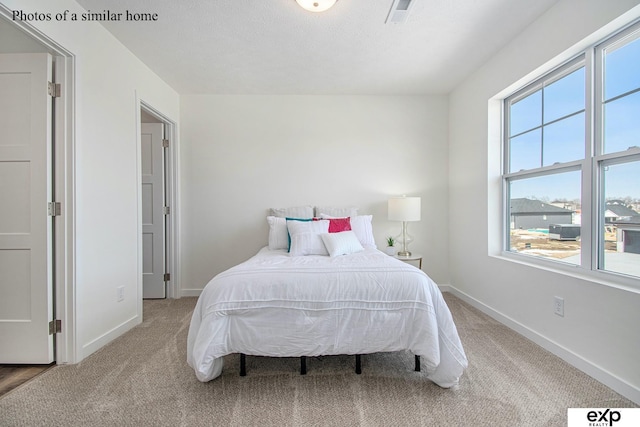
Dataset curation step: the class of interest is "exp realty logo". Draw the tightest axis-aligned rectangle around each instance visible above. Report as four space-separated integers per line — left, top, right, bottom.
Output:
568 408 640 427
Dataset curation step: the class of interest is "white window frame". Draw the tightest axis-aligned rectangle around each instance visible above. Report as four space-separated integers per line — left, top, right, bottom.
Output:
501 20 640 290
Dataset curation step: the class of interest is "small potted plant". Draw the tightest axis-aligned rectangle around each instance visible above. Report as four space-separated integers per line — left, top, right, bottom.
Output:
385 236 396 255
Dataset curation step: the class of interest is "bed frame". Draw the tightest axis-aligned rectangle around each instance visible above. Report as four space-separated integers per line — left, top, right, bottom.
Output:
239 353 421 376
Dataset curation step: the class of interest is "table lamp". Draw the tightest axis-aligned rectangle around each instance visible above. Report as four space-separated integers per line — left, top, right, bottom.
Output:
388 196 421 256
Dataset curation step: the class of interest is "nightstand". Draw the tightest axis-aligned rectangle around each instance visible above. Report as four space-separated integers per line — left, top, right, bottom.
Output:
393 253 423 269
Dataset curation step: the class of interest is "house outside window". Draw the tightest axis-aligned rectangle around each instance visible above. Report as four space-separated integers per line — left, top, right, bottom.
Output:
502 21 640 281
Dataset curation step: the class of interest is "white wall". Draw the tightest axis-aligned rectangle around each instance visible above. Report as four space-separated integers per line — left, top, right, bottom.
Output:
1 0 180 360
449 0 640 403
180 95 449 293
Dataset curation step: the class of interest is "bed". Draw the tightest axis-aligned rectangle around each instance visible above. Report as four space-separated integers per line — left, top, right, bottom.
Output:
187 208 468 388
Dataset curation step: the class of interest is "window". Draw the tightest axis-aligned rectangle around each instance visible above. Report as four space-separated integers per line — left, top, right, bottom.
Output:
505 59 585 266
503 21 640 281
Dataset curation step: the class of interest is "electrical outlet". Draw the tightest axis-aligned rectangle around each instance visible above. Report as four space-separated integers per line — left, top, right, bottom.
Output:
117 286 125 302
554 296 564 317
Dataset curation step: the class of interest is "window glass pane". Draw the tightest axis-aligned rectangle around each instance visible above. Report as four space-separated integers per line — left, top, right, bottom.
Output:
509 129 541 172
603 91 640 154
509 172 581 264
544 68 585 123
543 112 585 166
601 160 640 278
510 90 541 136
604 36 640 101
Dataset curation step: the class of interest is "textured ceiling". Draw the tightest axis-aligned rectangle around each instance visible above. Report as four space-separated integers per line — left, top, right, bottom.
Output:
74 0 560 95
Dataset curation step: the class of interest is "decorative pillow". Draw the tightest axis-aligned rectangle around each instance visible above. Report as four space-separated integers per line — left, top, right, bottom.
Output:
314 206 359 218
267 216 313 250
287 220 330 256
266 216 288 250
285 217 313 251
270 206 313 219
314 217 351 233
320 214 376 248
320 231 364 257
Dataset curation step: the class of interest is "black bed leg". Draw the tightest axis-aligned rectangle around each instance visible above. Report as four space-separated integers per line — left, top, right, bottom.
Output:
415 355 421 372
240 353 246 377
300 356 307 375
355 354 362 375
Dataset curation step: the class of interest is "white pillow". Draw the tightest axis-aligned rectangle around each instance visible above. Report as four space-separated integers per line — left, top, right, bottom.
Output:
287 220 330 256
269 206 313 218
314 206 359 218
321 231 364 257
266 216 288 250
319 214 376 248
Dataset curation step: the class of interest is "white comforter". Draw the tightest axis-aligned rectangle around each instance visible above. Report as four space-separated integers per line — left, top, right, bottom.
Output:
187 247 468 388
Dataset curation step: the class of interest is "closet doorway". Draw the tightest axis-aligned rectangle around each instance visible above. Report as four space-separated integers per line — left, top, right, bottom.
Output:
139 104 177 299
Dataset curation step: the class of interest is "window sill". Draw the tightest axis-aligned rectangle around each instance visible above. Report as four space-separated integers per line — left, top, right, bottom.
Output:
491 251 640 295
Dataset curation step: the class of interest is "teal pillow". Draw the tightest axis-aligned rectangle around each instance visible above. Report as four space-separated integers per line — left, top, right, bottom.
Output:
286 217 313 252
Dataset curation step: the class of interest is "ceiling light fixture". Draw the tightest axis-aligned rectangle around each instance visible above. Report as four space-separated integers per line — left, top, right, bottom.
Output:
295 0 338 13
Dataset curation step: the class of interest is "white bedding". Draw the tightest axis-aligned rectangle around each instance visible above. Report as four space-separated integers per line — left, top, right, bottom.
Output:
187 247 468 388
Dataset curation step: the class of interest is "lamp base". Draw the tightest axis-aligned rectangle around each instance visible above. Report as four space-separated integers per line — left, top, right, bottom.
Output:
396 250 412 257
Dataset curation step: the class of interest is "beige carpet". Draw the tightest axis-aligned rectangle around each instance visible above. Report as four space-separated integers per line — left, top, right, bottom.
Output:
0 294 636 426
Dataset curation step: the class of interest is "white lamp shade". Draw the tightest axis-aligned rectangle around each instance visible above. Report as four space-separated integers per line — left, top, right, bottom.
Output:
295 0 338 12
388 197 421 221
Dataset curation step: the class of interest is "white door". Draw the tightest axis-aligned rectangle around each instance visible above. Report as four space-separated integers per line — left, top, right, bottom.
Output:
0 53 54 363
141 123 166 298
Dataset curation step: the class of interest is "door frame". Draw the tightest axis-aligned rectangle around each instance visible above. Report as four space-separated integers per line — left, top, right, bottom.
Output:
0 6 77 364
137 100 180 302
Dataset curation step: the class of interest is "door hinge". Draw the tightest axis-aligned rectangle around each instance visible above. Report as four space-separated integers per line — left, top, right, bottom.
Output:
49 319 62 335
162 139 169 148
48 81 61 98
48 202 61 216
164 273 170 282
163 206 170 215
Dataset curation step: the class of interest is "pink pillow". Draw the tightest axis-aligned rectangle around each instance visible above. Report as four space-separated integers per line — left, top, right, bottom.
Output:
328 217 351 233
314 217 351 233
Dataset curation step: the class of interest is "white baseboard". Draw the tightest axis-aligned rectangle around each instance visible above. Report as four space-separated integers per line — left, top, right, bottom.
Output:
80 314 141 360
438 284 452 293
446 285 640 405
181 288 202 298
